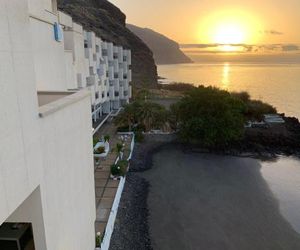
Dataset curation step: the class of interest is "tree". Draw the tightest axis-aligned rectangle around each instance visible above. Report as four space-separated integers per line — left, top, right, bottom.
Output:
114 100 167 132
232 91 277 120
137 102 167 131
114 101 141 131
176 86 247 146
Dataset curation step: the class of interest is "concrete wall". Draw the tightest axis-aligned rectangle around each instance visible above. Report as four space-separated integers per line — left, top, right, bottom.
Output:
0 1 95 249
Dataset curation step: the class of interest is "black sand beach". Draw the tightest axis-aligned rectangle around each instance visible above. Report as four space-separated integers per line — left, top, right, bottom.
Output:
110 140 300 250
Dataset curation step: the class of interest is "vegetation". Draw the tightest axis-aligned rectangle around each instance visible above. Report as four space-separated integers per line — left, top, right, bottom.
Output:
232 91 277 120
173 86 247 146
104 135 110 142
134 131 145 143
159 82 196 92
94 146 105 154
93 138 99 148
116 143 124 158
116 83 279 148
114 100 168 132
110 160 128 177
96 232 101 247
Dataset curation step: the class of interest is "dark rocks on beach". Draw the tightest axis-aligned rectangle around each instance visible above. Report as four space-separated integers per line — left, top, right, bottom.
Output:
110 139 168 250
110 135 176 250
109 174 152 250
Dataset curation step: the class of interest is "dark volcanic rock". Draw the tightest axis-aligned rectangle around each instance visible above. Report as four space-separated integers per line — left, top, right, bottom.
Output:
127 24 193 65
109 174 152 250
58 0 158 86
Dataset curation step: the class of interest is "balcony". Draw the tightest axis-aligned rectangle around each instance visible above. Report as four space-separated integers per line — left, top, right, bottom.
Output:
37 90 90 117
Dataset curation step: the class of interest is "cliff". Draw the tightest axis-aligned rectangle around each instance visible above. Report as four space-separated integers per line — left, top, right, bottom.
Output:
127 24 193 65
57 0 158 86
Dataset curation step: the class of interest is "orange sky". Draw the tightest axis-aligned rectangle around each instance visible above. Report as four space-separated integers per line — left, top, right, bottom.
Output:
110 0 300 45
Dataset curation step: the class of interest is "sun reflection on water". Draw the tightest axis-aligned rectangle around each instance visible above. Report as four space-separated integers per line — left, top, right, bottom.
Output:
222 63 230 89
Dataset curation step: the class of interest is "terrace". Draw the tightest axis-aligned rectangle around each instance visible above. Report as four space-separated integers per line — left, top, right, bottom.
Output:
93 120 133 249
37 91 90 117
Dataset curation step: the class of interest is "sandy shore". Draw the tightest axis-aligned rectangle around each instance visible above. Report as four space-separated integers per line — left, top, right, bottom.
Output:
110 138 300 250
142 145 300 250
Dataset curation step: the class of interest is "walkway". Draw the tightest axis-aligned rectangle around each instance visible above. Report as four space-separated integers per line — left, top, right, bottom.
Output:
93 119 132 237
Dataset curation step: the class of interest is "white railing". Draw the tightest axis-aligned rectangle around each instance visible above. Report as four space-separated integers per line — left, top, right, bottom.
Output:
98 133 135 250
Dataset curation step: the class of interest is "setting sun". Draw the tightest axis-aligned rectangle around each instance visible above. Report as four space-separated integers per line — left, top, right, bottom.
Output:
213 23 245 44
198 9 263 45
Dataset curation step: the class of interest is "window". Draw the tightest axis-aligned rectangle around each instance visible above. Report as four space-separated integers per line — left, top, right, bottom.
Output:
95 92 99 99
96 45 100 53
89 67 94 75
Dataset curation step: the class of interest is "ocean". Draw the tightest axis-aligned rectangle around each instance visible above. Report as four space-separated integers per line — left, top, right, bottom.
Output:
156 54 300 248
158 53 300 119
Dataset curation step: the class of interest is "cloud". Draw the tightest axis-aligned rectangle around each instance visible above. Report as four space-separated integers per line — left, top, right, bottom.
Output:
262 29 284 35
282 44 299 51
180 43 300 53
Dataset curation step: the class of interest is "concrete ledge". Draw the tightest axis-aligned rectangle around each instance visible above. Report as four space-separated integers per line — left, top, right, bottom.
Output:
38 90 91 118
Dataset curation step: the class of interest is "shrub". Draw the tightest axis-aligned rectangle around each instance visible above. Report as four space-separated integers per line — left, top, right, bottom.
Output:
159 82 196 92
93 138 99 147
176 86 246 146
135 131 144 143
110 160 128 177
117 126 130 133
95 232 101 247
116 143 123 153
104 135 110 142
94 146 105 154
232 91 277 120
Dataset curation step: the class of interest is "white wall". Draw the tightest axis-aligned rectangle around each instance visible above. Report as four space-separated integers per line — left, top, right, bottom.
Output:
30 17 69 91
0 1 96 250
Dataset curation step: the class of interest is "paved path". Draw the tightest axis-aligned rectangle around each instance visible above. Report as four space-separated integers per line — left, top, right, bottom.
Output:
93 120 132 236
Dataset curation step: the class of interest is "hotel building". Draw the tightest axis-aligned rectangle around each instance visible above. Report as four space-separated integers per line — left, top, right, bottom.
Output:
0 0 131 249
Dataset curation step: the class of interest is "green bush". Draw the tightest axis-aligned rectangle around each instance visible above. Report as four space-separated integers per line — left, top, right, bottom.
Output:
176 86 246 146
94 146 105 154
93 138 99 147
116 143 123 153
159 82 196 92
110 160 128 177
104 135 110 142
232 91 277 120
135 131 144 143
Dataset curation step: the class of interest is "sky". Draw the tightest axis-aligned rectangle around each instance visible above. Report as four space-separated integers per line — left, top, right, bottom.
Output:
109 0 300 45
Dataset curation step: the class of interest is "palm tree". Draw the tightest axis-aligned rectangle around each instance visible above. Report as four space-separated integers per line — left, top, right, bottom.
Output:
114 102 140 131
138 102 167 132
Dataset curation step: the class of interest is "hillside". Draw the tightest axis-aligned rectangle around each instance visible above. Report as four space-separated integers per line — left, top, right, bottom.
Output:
127 24 192 65
58 0 158 86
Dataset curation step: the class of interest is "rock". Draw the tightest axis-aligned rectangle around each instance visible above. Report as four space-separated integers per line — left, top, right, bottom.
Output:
127 24 193 65
57 0 158 86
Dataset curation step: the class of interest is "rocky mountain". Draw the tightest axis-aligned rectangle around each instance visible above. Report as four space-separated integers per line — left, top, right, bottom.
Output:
127 24 193 65
58 0 158 86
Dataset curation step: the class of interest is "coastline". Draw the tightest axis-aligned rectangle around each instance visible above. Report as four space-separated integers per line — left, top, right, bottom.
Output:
110 135 300 249
109 136 174 250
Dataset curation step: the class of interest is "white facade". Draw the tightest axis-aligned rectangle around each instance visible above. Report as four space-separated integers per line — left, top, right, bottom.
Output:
57 12 132 124
0 1 95 249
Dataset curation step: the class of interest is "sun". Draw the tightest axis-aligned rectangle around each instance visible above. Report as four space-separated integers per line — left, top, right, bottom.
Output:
198 9 263 45
213 23 245 44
